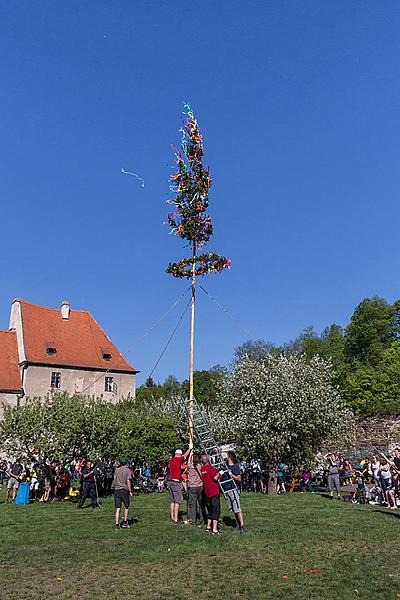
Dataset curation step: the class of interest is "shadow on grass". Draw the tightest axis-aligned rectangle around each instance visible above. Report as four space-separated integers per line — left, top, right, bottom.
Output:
372 509 400 519
222 516 237 528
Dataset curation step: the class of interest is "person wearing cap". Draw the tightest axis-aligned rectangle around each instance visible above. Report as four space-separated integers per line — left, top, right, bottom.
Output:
113 457 133 529
167 447 192 524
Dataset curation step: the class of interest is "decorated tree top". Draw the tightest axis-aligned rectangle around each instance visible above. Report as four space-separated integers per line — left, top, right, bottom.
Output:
165 104 230 278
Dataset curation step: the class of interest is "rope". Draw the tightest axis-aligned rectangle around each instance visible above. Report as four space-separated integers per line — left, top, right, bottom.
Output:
147 299 191 381
199 284 253 338
16 287 192 446
80 285 191 396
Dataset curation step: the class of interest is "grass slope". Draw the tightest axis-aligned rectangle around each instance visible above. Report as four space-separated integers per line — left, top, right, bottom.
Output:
0 490 399 599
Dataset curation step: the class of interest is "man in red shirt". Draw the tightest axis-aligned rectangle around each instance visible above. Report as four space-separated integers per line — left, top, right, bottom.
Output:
167 447 192 524
200 454 222 535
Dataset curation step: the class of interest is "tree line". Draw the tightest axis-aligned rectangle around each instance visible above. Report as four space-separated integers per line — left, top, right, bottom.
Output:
1 294 397 466
138 295 400 416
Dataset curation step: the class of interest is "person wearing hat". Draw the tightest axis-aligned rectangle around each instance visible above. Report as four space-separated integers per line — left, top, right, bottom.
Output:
167 447 192 524
113 457 132 529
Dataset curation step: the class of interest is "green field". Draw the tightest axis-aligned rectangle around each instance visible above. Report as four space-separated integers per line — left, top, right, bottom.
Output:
0 489 399 600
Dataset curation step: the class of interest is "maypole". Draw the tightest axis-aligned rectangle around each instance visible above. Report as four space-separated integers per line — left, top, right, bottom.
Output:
165 104 230 445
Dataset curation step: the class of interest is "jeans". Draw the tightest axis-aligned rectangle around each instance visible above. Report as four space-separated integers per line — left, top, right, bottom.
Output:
187 486 203 523
79 481 97 508
301 479 313 492
328 473 340 494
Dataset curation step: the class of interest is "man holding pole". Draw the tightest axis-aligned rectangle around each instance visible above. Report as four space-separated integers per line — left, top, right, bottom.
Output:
167 447 192 524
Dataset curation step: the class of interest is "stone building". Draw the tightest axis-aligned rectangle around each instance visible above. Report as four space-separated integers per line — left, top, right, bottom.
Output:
0 298 137 412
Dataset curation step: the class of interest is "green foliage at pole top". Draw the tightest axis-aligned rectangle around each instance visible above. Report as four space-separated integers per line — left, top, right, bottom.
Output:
165 104 230 278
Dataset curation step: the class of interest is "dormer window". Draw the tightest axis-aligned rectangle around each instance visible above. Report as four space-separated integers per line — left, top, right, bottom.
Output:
46 342 57 356
101 348 112 361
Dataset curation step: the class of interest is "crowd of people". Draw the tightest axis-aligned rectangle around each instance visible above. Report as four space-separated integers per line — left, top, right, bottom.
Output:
323 449 400 508
1 447 400 531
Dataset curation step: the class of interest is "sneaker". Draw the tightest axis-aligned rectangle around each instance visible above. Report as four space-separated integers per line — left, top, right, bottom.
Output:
121 521 131 529
239 526 246 534
114 523 121 530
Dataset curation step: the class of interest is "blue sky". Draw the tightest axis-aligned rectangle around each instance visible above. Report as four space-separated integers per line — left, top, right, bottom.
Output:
1 2 400 385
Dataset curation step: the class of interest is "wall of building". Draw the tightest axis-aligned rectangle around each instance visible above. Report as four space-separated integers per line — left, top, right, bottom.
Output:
0 392 21 418
23 365 136 402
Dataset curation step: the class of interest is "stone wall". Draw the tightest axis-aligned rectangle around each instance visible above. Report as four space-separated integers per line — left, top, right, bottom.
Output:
327 415 400 461
353 414 400 454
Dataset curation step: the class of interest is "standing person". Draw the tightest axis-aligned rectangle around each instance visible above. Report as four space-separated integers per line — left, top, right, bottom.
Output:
341 457 353 485
186 454 203 525
224 451 245 533
113 457 133 529
200 454 222 535
393 448 400 472
167 447 192 524
77 460 98 509
276 462 287 494
325 453 341 500
6 459 23 503
250 458 262 492
104 460 115 497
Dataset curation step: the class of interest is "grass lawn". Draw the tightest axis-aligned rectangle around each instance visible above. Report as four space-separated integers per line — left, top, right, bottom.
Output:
0 489 399 600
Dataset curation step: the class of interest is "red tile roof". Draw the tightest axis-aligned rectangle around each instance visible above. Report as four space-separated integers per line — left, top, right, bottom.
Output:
19 300 137 373
0 330 22 392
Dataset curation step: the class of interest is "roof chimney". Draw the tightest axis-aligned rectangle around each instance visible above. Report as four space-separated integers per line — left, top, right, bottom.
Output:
61 300 70 320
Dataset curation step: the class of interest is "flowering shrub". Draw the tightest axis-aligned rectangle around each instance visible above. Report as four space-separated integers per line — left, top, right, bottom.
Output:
213 354 354 466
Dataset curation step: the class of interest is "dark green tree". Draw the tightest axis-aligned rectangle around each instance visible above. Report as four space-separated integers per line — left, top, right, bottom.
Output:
234 339 275 362
345 296 400 367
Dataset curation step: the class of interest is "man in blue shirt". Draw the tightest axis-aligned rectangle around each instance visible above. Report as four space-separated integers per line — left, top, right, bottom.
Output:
225 451 245 533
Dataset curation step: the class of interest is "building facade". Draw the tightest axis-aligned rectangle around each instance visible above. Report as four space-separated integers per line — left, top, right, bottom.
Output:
0 298 137 413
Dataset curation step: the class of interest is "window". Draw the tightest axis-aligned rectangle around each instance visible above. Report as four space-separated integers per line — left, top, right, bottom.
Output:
105 376 113 392
102 351 112 361
51 372 61 388
46 341 57 355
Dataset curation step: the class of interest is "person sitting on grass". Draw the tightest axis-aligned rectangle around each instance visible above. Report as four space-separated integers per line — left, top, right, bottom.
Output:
200 454 222 536
167 447 192 525
301 468 314 494
113 457 133 529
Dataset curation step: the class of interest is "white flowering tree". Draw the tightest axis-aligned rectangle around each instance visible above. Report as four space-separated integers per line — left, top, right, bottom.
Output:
213 354 354 466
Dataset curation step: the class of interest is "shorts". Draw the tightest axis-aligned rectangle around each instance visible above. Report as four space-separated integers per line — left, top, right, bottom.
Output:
225 488 241 513
207 494 221 521
114 488 130 509
7 477 19 490
44 478 52 491
167 480 182 504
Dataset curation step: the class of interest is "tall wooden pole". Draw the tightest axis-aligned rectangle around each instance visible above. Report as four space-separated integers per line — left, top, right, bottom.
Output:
188 243 196 446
